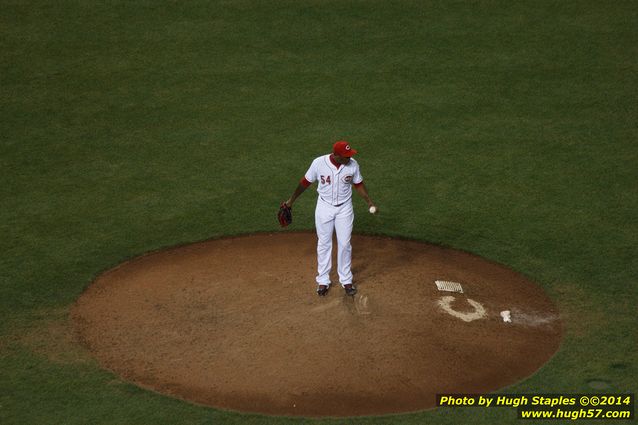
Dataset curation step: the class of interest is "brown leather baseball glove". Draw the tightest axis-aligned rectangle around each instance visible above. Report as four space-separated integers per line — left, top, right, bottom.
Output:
277 202 292 227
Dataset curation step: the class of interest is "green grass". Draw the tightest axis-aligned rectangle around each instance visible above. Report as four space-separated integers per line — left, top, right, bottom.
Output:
1 0 636 423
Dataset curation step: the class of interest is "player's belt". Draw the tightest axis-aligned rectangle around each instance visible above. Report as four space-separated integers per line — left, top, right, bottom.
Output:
320 196 347 207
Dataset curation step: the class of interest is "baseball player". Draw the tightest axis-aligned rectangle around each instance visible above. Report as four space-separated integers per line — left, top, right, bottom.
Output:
284 141 377 296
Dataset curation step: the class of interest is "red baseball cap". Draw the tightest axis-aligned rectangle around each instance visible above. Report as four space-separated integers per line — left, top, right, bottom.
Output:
333 140 358 157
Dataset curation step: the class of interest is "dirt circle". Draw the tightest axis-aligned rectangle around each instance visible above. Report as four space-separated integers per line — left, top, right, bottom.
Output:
72 232 562 417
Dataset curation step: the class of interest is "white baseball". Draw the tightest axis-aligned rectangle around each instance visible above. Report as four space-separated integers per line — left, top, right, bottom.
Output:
369 206 377 214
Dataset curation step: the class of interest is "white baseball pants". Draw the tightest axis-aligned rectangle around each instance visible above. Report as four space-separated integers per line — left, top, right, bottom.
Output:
315 198 354 286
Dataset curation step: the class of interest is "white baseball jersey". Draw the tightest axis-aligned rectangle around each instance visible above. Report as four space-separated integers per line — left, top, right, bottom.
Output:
304 155 363 206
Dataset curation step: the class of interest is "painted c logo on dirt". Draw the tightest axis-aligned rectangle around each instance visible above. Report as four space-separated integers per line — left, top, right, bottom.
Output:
437 295 487 322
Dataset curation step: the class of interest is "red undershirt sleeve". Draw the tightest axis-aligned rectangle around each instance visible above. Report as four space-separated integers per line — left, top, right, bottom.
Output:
354 181 364 188
300 177 312 188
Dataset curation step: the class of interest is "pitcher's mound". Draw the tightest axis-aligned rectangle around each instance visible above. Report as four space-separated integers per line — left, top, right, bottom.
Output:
72 233 561 417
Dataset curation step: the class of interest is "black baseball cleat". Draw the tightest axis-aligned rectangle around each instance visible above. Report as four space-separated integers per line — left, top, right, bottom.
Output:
316 285 329 296
343 284 357 296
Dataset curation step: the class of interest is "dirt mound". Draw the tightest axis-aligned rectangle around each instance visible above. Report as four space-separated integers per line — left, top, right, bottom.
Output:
72 232 561 417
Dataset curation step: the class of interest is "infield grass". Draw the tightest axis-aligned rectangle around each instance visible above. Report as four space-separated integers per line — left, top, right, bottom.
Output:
1 1 636 424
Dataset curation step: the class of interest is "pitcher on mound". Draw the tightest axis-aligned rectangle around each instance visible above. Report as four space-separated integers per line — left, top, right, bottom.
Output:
283 141 377 297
